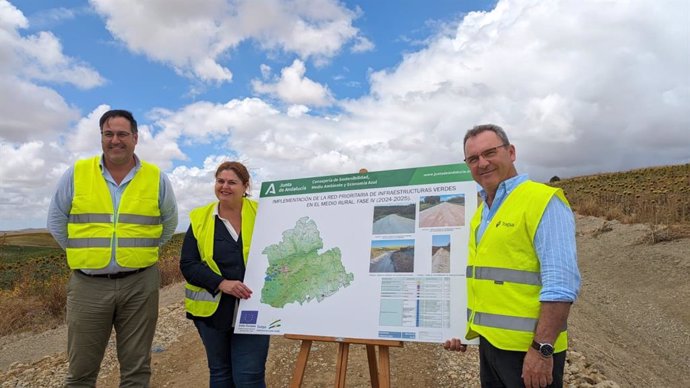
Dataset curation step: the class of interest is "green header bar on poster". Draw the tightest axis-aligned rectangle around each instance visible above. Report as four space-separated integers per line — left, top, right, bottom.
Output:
260 163 473 198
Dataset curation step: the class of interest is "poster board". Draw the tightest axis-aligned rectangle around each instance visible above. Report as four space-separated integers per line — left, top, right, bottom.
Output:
235 163 478 344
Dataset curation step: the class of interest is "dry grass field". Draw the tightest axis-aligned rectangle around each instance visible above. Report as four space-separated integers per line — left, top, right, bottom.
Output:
0 231 61 248
0 233 185 336
550 163 690 226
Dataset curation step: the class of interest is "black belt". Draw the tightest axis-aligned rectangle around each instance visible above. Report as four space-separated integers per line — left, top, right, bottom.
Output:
77 267 148 279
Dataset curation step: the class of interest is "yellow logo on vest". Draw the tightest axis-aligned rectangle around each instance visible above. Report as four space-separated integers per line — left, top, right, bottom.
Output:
495 220 515 228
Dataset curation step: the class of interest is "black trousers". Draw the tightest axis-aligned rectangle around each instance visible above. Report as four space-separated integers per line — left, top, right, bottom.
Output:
479 337 566 388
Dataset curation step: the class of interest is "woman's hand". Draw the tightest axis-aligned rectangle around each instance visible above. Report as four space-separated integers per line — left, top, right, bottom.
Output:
218 279 253 299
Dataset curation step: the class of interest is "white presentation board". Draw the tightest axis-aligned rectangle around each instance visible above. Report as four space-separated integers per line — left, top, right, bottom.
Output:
235 163 478 344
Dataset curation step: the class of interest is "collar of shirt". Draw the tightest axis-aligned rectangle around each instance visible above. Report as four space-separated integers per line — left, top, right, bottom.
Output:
213 202 240 242
478 173 529 210
476 174 528 243
98 153 141 186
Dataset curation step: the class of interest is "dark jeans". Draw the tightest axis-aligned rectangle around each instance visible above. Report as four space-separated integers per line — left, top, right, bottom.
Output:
194 320 270 388
479 336 566 388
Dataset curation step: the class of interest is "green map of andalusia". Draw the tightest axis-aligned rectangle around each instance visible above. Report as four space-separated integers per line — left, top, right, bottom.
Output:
261 216 354 308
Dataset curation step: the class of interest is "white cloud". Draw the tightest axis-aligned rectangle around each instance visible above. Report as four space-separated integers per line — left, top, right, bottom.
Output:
90 0 367 83
20 31 103 88
0 77 80 142
66 105 109 156
168 155 239 231
287 104 309 117
0 139 72 230
0 1 103 89
192 58 234 83
134 124 187 171
232 0 361 62
351 36 374 53
0 0 26 30
252 59 333 106
158 0 690 212
365 0 690 178
260 64 272 79
2 0 688 231
26 7 78 29
0 0 103 143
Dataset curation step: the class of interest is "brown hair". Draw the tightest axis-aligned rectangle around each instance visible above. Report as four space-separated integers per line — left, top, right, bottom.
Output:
215 161 251 195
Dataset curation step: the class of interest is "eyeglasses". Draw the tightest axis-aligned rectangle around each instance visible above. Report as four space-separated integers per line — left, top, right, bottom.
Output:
464 144 509 166
101 131 133 139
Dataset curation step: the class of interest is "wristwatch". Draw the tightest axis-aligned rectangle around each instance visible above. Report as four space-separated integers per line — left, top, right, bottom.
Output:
531 340 554 358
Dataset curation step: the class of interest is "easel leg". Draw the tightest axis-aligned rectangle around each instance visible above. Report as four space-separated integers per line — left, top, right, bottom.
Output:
378 346 391 388
289 340 313 388
334 342 350 388
366 344 379 388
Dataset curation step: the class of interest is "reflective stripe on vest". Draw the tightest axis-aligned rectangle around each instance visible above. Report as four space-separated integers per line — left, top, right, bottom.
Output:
69 214 113 223
118 238 161 247
67 237 160 250
467 309 567 333
184 198 258 318
184 284 222 318
465 180 570 352
118 214 161 225
67 237 111 248
466 265 542 286
185 288 221 303
66 156 162 269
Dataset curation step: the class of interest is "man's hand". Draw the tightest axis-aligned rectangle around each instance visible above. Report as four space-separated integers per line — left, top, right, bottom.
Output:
443 338 467 352
218 279 253 299
522 347 553 388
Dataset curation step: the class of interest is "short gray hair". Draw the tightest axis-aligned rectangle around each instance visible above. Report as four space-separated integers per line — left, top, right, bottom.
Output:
463 124 510 147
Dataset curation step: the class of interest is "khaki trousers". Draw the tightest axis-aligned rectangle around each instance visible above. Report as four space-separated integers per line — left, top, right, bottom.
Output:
65 265 160 388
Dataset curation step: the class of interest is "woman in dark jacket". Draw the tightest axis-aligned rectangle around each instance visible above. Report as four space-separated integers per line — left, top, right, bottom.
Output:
180 161 269 388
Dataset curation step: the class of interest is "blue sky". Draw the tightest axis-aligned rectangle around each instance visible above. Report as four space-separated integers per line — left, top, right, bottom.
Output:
371 239 415 249
432 234 450 247
1 0 688 231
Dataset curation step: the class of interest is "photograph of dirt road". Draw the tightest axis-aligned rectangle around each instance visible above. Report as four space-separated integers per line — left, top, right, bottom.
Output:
369 239 415 273
431 235 451 273
372 203 416 234
419 194 465 228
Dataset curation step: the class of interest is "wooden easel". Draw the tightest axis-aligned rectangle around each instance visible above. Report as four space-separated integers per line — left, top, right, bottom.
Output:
285 334 404 388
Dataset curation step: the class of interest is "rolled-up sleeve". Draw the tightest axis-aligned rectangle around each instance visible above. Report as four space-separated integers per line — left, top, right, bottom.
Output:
534 196 581 302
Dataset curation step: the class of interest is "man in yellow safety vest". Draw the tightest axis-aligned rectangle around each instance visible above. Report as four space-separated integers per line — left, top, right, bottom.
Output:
48 109 178 387
444 124 580 388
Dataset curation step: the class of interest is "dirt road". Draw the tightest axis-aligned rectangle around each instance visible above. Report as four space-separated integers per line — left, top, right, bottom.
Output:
370 252 395 272
432 248 450 273
372 214 415 234
419 202 465 228
1 215 689 387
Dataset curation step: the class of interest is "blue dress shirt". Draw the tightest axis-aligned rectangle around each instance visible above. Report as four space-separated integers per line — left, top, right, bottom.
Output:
476 174 580 302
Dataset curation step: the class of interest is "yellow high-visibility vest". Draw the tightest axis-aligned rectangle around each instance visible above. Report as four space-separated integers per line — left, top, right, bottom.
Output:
184 198 258 317
465 180 570 352
66 156 162 269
